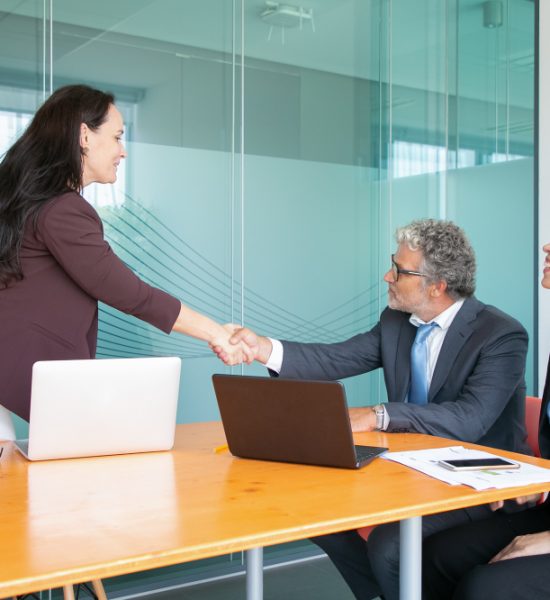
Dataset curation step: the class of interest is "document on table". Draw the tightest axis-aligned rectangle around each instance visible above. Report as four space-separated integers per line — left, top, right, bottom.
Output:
383 446 550 491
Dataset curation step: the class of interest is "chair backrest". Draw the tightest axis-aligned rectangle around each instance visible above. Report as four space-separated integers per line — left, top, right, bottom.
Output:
525 395 542 457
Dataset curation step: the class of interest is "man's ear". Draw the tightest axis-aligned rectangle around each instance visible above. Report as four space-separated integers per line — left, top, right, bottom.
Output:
430 279 448 298
80 123 89 151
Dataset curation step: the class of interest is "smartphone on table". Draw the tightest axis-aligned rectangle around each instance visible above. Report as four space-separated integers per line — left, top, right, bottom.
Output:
438 457 520 471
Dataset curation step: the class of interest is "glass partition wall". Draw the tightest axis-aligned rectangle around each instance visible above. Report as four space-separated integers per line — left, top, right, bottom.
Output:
0 0 535 590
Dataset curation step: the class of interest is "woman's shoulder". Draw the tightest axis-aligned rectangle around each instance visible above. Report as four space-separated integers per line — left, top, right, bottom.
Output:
38 190 100 224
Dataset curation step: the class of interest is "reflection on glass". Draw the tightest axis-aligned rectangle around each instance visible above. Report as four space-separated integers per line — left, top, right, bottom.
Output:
27 452 178 567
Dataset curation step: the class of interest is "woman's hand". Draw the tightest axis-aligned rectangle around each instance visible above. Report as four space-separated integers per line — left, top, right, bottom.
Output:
490 493 545 512
210 324 272 366
210 324 254 365
171 305 253 365
490 531 550 562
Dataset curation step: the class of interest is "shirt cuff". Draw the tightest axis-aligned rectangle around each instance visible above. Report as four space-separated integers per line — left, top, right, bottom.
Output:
265 338 283 373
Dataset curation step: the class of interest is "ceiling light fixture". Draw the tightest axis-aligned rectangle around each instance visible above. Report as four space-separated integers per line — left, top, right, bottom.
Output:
261 1 314 28
260 2 315 43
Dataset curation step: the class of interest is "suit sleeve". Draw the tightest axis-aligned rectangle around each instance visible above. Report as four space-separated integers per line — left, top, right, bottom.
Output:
385 324 528 441
37 193 181 333
277 321 383 380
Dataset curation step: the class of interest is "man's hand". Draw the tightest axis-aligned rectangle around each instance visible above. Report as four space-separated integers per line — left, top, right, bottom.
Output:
210 324 254 366
349 407 377 432
490 531 550 563
210 324 272 365
490 493 545 512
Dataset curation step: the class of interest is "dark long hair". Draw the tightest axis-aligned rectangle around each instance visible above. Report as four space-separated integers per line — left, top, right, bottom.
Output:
0 84 114 287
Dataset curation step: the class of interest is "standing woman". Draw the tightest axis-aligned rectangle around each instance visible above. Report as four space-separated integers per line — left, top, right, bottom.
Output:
0 84 249 425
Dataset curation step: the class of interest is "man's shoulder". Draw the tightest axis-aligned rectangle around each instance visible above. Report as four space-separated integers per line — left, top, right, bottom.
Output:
377 298 526 336
460 297 527 336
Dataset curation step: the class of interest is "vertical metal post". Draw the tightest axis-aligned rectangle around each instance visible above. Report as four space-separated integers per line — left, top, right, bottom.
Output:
246 547 263 600
49 0 53 95
399 516 422 600
239 0 245 339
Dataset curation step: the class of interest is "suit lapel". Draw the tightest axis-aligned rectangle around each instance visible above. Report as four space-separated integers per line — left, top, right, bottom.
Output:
428 298 481 402
395 317 417 402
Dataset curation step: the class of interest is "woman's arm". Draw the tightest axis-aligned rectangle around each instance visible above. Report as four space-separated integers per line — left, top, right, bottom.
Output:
172 305 251 365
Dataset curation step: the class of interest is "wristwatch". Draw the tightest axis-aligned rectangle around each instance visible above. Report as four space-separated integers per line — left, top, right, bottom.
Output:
371 404 385 431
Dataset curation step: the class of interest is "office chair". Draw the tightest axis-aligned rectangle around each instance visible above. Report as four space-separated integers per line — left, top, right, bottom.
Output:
525 395 542 457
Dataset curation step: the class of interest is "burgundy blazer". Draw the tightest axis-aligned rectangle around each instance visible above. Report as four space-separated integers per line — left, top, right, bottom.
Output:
0 192 181 421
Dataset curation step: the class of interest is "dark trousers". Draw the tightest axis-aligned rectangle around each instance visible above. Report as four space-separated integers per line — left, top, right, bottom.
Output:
423 503 550 600
311 504 493 600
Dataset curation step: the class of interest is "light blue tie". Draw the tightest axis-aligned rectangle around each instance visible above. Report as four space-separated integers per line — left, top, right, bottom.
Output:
409 322 439 405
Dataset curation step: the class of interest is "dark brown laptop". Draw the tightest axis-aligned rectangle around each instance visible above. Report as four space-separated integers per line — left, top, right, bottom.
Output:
212 374 387 469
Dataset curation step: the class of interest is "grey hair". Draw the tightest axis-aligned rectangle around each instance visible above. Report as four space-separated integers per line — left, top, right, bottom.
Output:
396 219 476 299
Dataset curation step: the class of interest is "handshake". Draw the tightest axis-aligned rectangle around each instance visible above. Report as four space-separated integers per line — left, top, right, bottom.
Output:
209 324 272 366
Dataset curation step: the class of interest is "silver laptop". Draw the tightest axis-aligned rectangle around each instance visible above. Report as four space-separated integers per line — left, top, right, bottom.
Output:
15 357 181 461
212 374 387 469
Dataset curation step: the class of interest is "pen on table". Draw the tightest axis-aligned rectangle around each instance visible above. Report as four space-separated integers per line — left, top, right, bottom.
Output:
213 443 228 453
0 447 3 459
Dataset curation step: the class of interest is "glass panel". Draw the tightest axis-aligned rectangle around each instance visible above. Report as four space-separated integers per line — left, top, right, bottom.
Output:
48 0 238 422
451 0 535 389
455 0 534 166
391 0 449 180
0 0 46 437
242 0 386 405
0 1 46 154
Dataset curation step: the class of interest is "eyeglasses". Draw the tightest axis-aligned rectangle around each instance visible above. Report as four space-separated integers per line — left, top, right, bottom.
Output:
391 255 427 282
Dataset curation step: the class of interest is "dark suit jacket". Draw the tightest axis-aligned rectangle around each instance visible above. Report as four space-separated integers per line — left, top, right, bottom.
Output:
0 192 181 421
539 357 550 459
277 298 530 454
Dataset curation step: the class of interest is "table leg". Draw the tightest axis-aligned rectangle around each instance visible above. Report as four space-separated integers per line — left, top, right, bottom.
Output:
62 585 75 600
91 579 108 600
399 516 422 600
246 547 263 600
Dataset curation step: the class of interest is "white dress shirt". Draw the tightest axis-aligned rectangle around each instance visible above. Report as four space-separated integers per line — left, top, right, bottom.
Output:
409 298 465 387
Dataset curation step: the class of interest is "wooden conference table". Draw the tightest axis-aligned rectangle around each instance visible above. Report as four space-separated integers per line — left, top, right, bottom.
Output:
1 422 550 600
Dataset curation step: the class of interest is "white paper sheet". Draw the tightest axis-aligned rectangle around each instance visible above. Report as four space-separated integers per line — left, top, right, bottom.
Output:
383 446 550 491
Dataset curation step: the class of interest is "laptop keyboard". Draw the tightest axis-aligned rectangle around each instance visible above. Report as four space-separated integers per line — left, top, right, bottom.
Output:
354 444 386 462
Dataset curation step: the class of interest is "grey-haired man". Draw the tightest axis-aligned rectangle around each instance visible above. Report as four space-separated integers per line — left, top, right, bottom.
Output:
214 219 529 600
